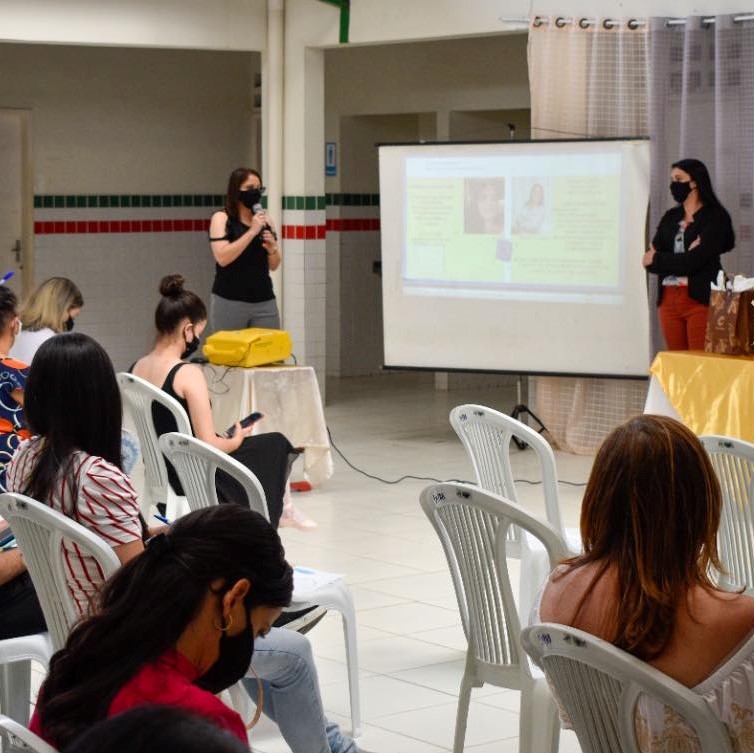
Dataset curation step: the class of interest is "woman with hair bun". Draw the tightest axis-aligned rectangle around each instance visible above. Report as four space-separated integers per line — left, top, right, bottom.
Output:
209 167 281 333
11 277 84 364
131 274 300 528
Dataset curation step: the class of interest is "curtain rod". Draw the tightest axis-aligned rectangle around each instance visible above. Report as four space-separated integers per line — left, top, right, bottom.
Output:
498 15 754 30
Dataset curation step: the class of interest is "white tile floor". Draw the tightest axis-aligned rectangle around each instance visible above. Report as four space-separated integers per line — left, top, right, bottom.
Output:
249 373 595 753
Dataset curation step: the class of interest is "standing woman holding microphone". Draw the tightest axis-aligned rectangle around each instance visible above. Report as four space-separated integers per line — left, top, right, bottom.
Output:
643 158 735 351
209 168 282 333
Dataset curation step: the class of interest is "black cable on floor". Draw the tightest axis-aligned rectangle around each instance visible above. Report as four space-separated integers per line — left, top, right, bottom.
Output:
326 426 587 488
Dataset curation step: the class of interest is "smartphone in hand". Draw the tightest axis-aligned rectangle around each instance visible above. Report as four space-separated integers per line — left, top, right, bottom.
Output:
224 411 264 438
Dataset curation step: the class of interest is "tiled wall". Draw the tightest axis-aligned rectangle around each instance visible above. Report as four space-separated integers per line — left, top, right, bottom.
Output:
33 194 221 370
325 194 382 377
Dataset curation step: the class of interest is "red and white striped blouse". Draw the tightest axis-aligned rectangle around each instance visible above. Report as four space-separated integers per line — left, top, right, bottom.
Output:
6 438 142 615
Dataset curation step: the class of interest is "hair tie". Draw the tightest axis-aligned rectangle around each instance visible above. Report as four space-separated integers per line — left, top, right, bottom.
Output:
146 532 173 555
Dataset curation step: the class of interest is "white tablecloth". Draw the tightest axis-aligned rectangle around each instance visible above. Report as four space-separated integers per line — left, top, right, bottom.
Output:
202 364 333 486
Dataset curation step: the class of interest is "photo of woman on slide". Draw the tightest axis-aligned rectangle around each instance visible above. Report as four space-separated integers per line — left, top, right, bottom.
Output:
513 179 549 234
464 178 505 234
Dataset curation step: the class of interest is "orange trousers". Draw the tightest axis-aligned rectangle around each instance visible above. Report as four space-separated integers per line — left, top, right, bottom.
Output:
659 286 709 351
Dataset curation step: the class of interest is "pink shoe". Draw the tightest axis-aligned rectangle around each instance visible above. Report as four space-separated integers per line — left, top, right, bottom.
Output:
279 503 318 530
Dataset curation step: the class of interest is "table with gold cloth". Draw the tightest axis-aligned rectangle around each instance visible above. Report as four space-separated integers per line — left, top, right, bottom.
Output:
644 351 754 441
201 363 333 486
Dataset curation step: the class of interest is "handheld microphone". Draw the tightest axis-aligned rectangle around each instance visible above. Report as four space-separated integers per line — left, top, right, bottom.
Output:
253 203 278 240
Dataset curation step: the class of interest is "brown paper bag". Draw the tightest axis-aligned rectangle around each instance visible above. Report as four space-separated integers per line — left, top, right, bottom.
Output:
704 289 754 355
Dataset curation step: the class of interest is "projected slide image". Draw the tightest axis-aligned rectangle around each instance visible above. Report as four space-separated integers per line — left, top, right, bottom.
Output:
464 178 505 235
403 161 622 299
512 178 550 235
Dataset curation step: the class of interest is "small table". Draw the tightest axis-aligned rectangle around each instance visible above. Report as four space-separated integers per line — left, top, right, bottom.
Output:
202 364 333 486
645 351 754 441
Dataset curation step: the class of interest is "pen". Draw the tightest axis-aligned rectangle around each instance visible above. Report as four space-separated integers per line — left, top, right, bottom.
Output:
0 272 14 285
153 514 170 525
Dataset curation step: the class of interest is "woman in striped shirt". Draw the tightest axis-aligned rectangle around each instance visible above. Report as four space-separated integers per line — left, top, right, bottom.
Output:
6 332 145 614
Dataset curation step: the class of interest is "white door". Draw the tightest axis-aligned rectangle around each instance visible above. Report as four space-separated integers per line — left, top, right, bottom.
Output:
0 110 30 298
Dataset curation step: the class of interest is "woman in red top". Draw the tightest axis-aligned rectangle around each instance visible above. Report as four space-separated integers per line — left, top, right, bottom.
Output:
31 504 293 750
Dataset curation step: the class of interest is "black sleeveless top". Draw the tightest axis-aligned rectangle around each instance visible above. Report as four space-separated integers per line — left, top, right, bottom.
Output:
211 215 275 304
151 362 193 495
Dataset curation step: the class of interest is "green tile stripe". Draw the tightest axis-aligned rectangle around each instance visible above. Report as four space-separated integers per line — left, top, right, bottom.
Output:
325 193 380 207
281 194 380 209
282 195 327 210
34 194 226 209
34 193 380 210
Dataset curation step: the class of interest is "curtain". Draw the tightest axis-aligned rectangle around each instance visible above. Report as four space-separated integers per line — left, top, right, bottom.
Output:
527 17 650 453
650 15 754 285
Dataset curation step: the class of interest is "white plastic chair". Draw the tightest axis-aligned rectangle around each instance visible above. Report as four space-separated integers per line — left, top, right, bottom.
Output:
0 494 121 726
700 435 754 594
450 404 580 619
156 433 268 519
0 635 52 725
522 623 733 753
159 432 362 737
117 372 191 520
0 713 59 753
0 494 121 653
421 482 568 753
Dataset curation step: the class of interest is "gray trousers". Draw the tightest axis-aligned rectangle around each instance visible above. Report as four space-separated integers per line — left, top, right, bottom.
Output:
210 294 281 332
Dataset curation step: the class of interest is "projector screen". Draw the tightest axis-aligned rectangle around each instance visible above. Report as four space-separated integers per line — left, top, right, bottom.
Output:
379 139 651 378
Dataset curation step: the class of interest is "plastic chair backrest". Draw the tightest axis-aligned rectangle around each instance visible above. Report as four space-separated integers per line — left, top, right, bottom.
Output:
0 493 120 652
0 713 59 753
421 482 567 673
117 372 192 502
158 432 269 520
522 623 733 753
701 435 754 594
449 404 565 539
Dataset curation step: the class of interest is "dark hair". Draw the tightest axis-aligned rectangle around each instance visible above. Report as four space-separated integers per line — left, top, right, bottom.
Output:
558 414 722 661
23 333 123 501
37 504 293 749
0 285 18 333
62 706 250 753
672 158 723 208
155 274 207 335
224 167 261 220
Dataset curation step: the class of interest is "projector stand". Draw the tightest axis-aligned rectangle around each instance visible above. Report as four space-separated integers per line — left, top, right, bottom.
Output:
510 375 551 450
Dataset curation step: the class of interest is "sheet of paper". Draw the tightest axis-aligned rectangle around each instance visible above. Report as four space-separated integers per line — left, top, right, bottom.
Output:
293 566 343 592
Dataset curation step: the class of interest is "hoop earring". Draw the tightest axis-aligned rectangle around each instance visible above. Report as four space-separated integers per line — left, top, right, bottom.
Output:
212 614 233 632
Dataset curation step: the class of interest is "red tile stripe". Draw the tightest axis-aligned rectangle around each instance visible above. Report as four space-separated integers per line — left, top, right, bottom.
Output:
34 219 208 234
326 218 381 232
34 217 382 236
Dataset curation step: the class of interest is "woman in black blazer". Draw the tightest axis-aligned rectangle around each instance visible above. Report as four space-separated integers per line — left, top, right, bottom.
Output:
643 158 734 350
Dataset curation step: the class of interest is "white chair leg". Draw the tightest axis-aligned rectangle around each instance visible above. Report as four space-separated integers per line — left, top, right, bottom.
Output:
315 582 361 737
0 662 31 725
520 679 560 753
227 681 254 723
453 661 475 753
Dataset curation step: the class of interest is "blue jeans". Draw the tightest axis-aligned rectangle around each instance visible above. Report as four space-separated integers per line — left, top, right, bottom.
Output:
245 627 358 753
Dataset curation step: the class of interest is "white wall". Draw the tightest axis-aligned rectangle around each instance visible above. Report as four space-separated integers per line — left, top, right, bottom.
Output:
0 43 259 369
325 33 531 377
0 0 267 50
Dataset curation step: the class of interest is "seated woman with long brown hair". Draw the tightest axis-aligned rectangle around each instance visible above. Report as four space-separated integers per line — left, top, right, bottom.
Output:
534 415 754 752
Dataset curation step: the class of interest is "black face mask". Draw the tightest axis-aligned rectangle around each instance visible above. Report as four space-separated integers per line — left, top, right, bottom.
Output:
181 336 200 361
239 188 262 210
64 316 74 332
670 181 693 204
195 610 255 694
